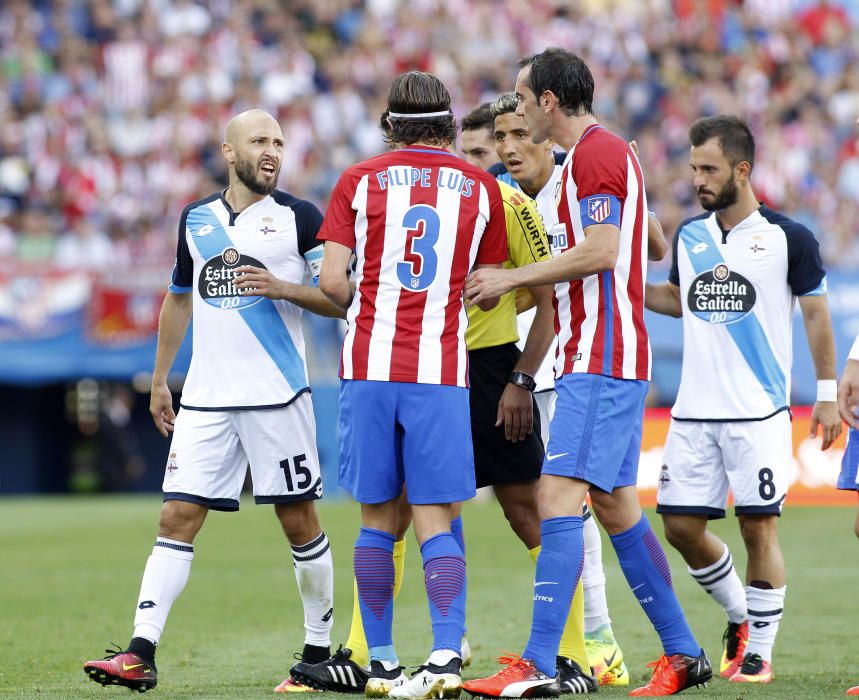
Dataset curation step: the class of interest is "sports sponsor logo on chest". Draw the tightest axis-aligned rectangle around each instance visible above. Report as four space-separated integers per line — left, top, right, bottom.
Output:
687 263 756 324
198 247 266 310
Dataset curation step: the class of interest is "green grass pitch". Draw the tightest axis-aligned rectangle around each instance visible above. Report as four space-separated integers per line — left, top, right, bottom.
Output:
1 496 856 698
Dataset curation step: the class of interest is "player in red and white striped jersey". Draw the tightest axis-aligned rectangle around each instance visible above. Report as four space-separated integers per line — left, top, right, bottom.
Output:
319 71 507 698
320 111 507 387
463 49 708 699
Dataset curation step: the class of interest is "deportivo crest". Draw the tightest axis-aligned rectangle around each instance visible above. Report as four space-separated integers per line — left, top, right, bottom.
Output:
588 196 611 223
258 216 276 235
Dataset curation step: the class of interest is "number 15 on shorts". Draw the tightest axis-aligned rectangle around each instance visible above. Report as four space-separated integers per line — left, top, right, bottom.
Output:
280 454 312 491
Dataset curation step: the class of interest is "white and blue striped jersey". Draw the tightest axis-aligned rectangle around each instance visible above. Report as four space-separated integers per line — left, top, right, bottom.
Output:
669 205 826 421
169 190 324 411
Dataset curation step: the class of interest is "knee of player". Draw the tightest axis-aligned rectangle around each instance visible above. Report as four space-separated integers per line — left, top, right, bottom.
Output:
275 501 320 542
738 514 779 549
501 499 539 533
662 517 705 551
157 500 207 542
853 513 859 540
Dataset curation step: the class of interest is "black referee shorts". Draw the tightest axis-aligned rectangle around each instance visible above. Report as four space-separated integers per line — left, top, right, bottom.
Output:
468 343 544 489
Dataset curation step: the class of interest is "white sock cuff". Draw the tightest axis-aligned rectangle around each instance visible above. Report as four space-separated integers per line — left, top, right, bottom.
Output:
746 585 786 621
292 532 330 562
688 544 731 581
154 536 194 560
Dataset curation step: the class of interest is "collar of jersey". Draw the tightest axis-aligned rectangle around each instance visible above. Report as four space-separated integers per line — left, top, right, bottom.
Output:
577 123 604 145
219 190 271 225
399 145 450 155
713 204 765 237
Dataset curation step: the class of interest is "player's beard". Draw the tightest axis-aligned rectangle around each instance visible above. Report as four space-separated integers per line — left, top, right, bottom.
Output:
235 154 279 196
698 177 739 211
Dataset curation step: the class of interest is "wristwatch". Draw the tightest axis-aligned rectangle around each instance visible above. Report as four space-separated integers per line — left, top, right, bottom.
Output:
508 371 536 392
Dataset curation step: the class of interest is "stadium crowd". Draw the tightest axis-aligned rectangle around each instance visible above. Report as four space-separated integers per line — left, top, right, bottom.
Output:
1 0 858 274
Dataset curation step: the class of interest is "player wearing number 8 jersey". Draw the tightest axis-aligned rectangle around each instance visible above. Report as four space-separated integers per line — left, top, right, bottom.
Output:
319 72 507 699
84 110 345 693
646 115 841 684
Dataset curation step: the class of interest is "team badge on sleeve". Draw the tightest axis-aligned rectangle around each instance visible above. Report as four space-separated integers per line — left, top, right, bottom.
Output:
589 197 611 223
580 195 621 227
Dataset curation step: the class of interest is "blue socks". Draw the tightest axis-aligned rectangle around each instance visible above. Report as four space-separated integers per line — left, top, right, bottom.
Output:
354 527 397 662
421 532 466 654
450 515 465 556
523 516 584 676
610 514 699 657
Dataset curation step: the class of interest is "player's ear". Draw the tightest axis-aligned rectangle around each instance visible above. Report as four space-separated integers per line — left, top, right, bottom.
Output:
735 159 752 182
541 91 557 111
222 142 234 164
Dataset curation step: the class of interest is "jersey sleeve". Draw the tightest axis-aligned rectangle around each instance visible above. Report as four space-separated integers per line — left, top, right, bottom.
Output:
572 135 628 228
668 225 681 286
785 222 827 296
475 179 509 265
168 204 194 293
294 200 325 286
502 186 552 267
317 171 358 250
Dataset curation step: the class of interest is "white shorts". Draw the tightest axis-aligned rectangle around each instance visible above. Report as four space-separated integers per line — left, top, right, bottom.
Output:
163 392 322 511
535 390 556 446
656 411 791 519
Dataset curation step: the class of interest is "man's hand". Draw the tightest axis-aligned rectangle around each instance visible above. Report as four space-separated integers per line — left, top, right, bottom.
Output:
810 400 842 450
234 265 286 299
465 267 516 306
838 358 859 429
497 383 533 442
150 383 176 438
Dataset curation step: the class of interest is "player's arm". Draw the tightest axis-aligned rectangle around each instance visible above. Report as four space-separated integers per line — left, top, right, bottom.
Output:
319 240 355 311
645 281 682 317
498 282 554 442
233 265 345 318
798 293 841 450
628 139 667 261
838 334 859 429
150 291 192 438
647 212 668 261
515 288 536 314
465 223 618 304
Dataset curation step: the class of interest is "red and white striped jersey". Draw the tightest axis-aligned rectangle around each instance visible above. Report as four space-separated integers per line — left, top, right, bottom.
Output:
552 124 651 381
319 145 508 387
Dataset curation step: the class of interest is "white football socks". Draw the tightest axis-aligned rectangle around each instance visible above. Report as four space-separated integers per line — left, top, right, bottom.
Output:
688 544 747 624
745 585 785 662
291 532 334 647
581 510 611 634
133 537 194 644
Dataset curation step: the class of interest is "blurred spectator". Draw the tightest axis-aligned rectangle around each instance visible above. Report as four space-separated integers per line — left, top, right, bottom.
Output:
0 0 857 375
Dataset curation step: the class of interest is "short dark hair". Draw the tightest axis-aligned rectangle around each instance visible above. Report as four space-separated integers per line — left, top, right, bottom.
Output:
689 115 755 170
461 103 494 133
384 71 457 146
518 48 594 117
490 92 518 118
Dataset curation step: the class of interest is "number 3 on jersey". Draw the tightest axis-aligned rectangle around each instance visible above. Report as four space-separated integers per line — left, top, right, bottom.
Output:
397 204 439 291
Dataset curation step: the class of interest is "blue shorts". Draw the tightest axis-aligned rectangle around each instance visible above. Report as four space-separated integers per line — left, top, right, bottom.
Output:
543 373 648 492
338 379 476 505
837 428 859 491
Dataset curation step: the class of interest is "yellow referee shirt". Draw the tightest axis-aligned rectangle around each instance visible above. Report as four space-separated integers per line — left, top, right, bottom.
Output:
465 180 552 350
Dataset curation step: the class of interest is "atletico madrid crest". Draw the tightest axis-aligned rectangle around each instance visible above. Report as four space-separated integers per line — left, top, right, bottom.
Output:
588 196 611 223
